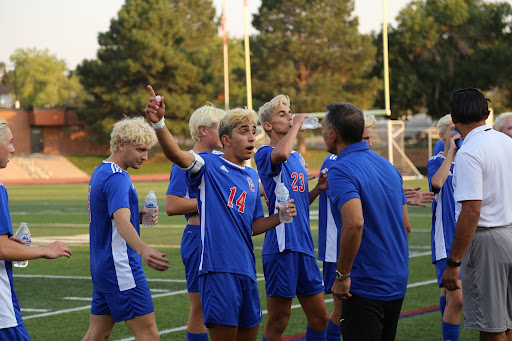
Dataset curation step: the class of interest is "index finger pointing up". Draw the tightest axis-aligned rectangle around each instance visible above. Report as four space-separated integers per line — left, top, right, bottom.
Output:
147 85 156 97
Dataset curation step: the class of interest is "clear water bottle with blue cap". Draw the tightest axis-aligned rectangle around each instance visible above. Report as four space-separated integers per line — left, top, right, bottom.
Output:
142 190 157 227
275 183 293 223
13 222 31 268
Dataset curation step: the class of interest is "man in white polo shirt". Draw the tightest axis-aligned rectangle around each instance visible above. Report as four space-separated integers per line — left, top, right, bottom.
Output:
442 88 512 341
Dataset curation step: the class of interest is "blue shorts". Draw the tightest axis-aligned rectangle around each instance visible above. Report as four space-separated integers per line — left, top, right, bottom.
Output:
199 272 262 329
90 284 155 323
262 251 324 298
322 262 337 294
181 224 201 292
435 258 461 287
0 323 30 341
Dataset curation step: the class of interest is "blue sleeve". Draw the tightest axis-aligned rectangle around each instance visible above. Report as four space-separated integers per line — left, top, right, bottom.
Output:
103 173 132 217
253 182 265 221
329 166 360 213
254 146 281 177
0 186 12 236
167 164 194 198
186 153 208 190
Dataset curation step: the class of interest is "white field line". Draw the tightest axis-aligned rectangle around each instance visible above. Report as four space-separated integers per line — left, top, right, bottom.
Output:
114 277 438 341
20 308 49 312
14 274 187 283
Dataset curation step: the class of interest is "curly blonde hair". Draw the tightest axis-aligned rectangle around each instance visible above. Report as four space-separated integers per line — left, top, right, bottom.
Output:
218 108 258 143
364 114 376 128
436 114 453 135
110 116 157 153
258 94 291 136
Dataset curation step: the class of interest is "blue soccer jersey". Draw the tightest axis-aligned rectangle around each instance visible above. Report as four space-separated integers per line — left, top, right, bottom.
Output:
328 142 409 300
427 153 456 263
88 161 147 293
254 146 315 257
167 163 197 221
318 154 341 263
186 152 265 282
0 183 23 329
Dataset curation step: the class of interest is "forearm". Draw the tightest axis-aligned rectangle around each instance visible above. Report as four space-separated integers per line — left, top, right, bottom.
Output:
271 125 301 164
308 184 323 204
431 156 455 189
252 214 281 235
155 128 194 169
449 201 481 261
0 236 49 260
165 195 198 216
113 209 150 256
336 224 363 274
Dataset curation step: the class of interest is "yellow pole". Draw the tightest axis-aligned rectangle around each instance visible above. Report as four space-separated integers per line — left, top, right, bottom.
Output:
383 0 391 116
222 0 230 110
244 0 253 110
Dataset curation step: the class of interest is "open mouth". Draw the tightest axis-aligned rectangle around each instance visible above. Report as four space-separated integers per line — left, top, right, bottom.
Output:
246 146 254 152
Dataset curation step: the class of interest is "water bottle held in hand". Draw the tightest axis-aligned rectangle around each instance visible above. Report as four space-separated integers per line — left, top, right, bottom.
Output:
301 117 322 130
142 190 157 227
275 183 293 224
13 222 30 268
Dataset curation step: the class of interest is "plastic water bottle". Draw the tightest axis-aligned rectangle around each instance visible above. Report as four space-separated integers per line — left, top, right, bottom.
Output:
142 190 157 227
301 117 322 129
275 183 293 224
13 222 30 268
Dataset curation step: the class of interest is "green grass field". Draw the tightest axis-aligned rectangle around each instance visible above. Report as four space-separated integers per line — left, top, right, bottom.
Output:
6 178 480 340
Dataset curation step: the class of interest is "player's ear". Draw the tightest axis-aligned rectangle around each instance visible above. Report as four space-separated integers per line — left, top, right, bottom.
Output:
221 134 230 147
118 140 126 151
262 121 272 133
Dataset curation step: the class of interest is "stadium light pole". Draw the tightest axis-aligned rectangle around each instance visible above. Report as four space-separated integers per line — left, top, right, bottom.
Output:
383 0 391 117
222 0 230 110
243 0 253 110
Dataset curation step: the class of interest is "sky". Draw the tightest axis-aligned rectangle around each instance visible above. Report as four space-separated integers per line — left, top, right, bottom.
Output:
0 0 508 70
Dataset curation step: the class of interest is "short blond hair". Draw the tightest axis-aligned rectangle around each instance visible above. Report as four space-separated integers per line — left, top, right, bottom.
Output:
364 114 376 128
189 104 224 142
436 114 453 135
218 108 258 143
494 112 512 132
110 116 157 153
258 94 291 136
0 119 9 144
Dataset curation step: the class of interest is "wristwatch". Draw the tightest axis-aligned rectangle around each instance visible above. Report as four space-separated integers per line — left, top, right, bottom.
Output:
335 270 350 281
446 257 461 267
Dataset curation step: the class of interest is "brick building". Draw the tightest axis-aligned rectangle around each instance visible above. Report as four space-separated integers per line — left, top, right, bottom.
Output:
0 108 108 155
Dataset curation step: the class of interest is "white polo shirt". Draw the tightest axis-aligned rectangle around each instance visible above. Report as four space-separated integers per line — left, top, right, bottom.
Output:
453 124 512 227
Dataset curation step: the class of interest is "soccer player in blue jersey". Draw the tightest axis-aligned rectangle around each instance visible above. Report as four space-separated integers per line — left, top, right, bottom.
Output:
0 118 72 341
144 85 296 341
83 116 170 341
428 114 462 341
166 105 223 341
324 103 411 341
255 94 329 341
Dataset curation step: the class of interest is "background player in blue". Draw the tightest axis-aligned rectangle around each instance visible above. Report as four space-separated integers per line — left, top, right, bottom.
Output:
144 85 296 341
166 105 223 341
324 103 411 341
428 114 462 341
83 116 170 341
0 118 72 341
255 94 329 341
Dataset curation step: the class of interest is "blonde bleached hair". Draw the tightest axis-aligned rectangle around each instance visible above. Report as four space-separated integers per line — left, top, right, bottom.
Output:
258 94 291 136
436 114 453 135
0 118 9 144
189 104 224 142
494 112 512 132
110 116 157 153
364 114 376 128
218 108 258 143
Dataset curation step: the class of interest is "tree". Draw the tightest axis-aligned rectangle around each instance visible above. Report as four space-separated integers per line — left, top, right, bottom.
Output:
250 0 380 114
1 48 86 108
76 0 221 140
378 0 512 118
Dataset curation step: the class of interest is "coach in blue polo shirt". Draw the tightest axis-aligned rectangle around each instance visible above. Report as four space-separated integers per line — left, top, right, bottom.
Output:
322 102 411 341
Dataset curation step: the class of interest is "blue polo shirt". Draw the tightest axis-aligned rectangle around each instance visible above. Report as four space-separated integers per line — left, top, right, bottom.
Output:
328 142 409 300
